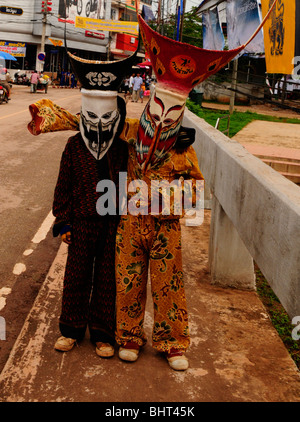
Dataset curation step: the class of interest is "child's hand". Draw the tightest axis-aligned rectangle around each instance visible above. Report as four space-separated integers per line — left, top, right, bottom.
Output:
61 231 72 244
60 225 72 244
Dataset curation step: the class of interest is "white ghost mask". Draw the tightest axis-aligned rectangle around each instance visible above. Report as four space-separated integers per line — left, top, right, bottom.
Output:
80 89 121 160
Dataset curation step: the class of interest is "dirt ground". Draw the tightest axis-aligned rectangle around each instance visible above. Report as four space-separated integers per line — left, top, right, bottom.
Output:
203 102 300 158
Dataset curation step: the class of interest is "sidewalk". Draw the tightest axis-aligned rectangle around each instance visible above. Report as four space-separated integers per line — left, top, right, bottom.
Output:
0 99 299 403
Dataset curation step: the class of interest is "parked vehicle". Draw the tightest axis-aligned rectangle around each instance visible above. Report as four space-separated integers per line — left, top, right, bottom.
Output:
14 71 30 85
70 0 83 15
0 84 9 104
86 0 98 17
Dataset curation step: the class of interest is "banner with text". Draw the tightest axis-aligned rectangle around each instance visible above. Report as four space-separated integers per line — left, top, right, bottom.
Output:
75 16 139 36
226 0 265 54
261 0 300 75
0 41 26 57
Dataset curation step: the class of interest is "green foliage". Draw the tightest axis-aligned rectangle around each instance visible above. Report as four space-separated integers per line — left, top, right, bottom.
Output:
255 269 300 369
150 7 203 47
186 99 300 138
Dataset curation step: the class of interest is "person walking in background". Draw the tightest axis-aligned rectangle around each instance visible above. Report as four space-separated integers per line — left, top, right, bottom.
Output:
30 70 39 93
0 67 11 98
139 82 145 103
60 69 66 87
70 72 77 88
128 73 135 100
123 76 129 97
131 72 143 102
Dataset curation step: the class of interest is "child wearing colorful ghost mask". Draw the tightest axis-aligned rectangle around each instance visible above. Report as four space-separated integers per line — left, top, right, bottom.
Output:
114 17 205 371
115 84 203 371
114 6 276 370
28 49 138 358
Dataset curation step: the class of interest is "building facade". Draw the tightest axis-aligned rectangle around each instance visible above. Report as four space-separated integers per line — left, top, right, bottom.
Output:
0 0 153 75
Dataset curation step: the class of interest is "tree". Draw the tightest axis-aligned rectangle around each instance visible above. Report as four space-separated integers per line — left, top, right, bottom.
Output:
150 6 203 48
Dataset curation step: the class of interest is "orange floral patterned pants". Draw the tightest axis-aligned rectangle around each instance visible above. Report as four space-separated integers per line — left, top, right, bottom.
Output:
115 215 190 353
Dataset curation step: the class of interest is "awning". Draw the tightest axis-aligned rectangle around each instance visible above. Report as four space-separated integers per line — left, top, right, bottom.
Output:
0 51 17 61
137 60 152 68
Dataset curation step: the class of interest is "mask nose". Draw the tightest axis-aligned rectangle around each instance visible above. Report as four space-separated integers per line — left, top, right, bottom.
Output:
142 122 163 173
96 120 103 160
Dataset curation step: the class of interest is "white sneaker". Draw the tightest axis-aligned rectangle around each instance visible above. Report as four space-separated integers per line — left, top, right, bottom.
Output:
119 347 139 362
166 349 189 371
167 355 189 371
54 336 76 352
96 342 114 358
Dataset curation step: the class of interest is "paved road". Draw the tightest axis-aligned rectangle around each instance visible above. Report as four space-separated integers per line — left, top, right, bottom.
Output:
0 85 81 371
0 89 299 403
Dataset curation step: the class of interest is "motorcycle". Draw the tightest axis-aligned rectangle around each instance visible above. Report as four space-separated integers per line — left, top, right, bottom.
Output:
0 84 9 104
86 0 98 17
70 0 83 15
14 71 30 85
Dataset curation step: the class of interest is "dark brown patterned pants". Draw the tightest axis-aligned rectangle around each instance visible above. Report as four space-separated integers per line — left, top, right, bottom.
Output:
59 216 119 344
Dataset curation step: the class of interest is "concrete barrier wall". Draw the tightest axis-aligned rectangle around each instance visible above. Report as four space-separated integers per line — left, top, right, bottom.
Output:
183 108 300 319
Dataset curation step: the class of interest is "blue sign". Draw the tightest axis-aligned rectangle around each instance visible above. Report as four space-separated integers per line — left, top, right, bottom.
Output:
0 6 23 15
38 52 46 61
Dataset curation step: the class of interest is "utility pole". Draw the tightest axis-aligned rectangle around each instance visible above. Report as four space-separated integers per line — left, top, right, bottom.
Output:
41 13 46 58
107 32 111 61
179 0 186 42
161 0 164 35
229 58 238 114
157 0 161 33
39 1 52 72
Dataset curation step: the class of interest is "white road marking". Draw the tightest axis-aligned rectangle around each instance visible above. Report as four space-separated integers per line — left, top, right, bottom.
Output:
2 210 56 312
23 249 34 256
0 287 12 311
12 263 26 275
31 210 55 244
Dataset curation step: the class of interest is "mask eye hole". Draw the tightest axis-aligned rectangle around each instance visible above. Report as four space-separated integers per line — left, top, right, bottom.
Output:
163 118 174 125
102 111 113 119
152 114 160 122
87 111 98 119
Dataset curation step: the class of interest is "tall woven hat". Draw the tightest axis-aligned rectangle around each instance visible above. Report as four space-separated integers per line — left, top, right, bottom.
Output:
67 49 139 91
64 14 140 91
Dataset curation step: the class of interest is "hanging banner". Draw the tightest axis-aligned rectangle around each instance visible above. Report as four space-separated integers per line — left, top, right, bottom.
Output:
49 38 63 47
261 0 300 75
226 0 265 54
75 16 139 36
202 7 225 51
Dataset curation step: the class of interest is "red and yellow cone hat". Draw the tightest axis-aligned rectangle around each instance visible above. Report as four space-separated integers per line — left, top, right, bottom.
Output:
135 0 278 171
137 0 278 96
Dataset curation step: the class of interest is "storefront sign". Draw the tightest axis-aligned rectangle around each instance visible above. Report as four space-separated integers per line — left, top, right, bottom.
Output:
0 6 23 15
85 30 105 40
0 41 26 57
